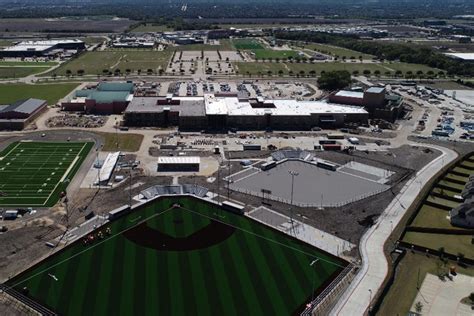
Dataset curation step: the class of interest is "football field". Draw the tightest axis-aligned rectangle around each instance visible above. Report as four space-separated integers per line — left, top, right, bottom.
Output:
6 196 347 316
0 141 93 206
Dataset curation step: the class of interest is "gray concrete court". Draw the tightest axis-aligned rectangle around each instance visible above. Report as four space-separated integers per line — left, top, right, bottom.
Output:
230 160 389 206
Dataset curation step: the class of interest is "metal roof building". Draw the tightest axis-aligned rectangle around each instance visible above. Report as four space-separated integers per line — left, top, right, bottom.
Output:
157 156 200 172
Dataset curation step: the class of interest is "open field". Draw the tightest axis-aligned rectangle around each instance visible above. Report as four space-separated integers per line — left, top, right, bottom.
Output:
232 38 264 50
0 18 134 33
5 196 346 316
252 49 299 60
47 51 173 76
0 61 57 66
0 67 50 79
173 40 234 51
130 23 173 32
235 61 441 76
0 83 78 105
96 132 144 152
378 252 474 316
301 43 373 59
0 40 13 47
0 141 93 206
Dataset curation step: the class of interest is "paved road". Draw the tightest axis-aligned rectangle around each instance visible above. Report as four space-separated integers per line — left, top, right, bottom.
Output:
330 143 458 316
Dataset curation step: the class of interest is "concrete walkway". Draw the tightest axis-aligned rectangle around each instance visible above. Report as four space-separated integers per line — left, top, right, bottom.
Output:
331 143 458 316
411 273 474 316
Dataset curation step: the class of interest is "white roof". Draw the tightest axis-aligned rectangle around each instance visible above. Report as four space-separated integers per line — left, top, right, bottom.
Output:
98 152 120 183
334 90 365 98
445 53 474 61
158 157 200 164
3 39 83 52
204 94 367 116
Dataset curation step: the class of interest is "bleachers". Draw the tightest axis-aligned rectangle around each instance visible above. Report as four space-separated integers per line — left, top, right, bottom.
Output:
140 184 208 199
271 150 313 162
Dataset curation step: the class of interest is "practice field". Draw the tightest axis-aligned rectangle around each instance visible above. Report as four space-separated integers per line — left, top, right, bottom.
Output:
252 49 300 60
47 50 173 76
5 196 347 316
0 141 93 206
230 160 389 207
232 38 264 50
0 83 79 105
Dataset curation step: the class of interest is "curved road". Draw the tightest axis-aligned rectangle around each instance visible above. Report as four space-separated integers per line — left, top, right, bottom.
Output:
331 143 458 315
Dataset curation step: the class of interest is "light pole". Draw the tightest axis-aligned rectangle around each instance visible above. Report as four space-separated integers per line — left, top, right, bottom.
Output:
368 289 372 314
310 258 320 306
288 170 299 235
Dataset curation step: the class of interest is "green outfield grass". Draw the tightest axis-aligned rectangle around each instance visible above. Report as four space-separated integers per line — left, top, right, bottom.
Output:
233 38 264 50
0 83 78 105
6 196 347 316
47 50 173 76
0 141 93 206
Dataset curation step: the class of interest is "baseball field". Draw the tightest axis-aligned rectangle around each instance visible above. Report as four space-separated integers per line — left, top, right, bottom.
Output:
0 141 93 206
6 196 347 315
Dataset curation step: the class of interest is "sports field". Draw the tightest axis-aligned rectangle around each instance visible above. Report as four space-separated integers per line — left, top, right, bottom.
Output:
0 83 78 105
6 196 347 316
0 141 93 206
232 38 264 50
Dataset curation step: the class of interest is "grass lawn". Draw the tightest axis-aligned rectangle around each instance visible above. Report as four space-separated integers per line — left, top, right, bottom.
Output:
452 166 473 176
0 141 93 206
6 196 346 316
0 40 13 47
235 62 288 75
427 81 472 90
410 205 459 230
130 23 173 32
444 173 469 183
233 38 264 50
0 61 57 66
426 195 460 208
438 179 465 191
380 62 439 74
0 67 51 79
300 43 373 59
461 160 474 168
173 40 234 51
252 49 299 60
0 83 78 105
377 252 474 316
96 132 144 152
403 232 474 259
47 50 173 76
431 187 460 198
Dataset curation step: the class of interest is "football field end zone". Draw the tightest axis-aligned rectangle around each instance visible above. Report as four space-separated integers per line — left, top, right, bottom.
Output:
0 141 94 207
4 195 349 316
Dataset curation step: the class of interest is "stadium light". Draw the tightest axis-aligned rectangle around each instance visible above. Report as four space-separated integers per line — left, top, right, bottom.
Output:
288 170 299 236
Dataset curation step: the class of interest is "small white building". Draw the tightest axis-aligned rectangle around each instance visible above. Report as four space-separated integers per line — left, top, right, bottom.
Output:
157 156 200 172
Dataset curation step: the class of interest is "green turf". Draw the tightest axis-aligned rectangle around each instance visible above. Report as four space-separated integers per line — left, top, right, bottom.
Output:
0 83 78 105
7 196 346 316
233 38 264 50
46 50 173 76
0 141 93 206
0 67 50 79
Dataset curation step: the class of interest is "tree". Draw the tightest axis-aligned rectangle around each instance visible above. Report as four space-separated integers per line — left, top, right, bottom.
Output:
363 69 371 76
147 68 153 75
267 70 272 77
65 69 72 77
102 69 109 76
395 70 403 77
77 69 84 76
374 70 381 77
317 70 351 91
352 70 359 75
469 292 474 303
415 301 423 313
299 70 305 77
309 70 316 77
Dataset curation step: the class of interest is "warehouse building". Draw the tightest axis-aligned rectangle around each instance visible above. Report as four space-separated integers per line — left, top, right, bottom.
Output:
0 98 47 130
0 39 85 58
124 93 368 131
157 157 200 172
62 82 134 114
329 86 403 122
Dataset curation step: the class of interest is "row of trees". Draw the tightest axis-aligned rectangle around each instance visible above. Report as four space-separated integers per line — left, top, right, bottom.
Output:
62 68 165 77
275 31 474 77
